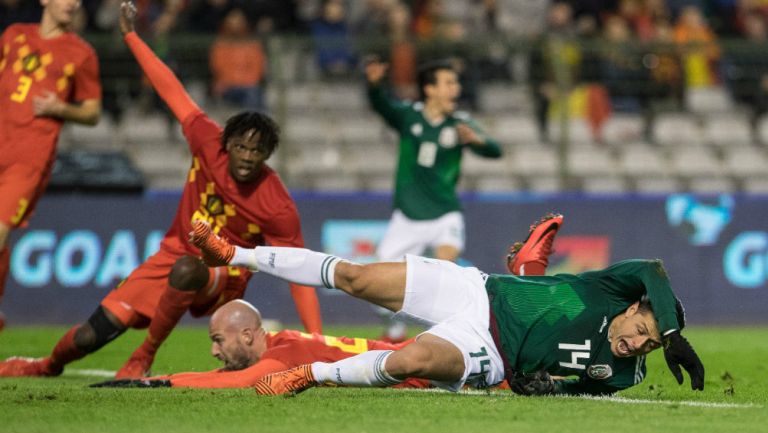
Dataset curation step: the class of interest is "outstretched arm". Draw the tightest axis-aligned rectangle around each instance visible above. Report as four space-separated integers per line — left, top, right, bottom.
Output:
365 60 408 130
119 1 200 123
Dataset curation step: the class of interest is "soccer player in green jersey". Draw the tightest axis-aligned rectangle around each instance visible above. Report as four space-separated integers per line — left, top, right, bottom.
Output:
190 218 704 396
365 59 503 341
366 59 502 263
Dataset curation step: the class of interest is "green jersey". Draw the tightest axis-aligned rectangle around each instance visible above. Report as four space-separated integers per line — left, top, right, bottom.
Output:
485 259 681 395
367 84 502 220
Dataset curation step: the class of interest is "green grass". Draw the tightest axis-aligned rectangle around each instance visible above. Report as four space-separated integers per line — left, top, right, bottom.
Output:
0 325 766 433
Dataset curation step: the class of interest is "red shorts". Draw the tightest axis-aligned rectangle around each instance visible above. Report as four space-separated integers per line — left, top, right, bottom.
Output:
101 246 252 328
0 161 53 228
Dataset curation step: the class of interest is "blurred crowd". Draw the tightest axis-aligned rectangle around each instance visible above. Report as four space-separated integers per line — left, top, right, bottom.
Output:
4 0 768 143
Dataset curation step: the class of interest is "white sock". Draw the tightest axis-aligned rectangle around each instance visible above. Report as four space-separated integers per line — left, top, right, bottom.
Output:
231 246 343 289
231 246 259 270
310 350 401 387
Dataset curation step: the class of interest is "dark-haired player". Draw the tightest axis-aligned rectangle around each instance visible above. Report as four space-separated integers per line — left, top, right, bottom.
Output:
189 219 705 396
365 59 503 341
0 0 321 379
0 0 102 330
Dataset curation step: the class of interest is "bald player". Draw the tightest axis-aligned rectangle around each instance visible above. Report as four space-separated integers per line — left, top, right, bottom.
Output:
92 300 424 388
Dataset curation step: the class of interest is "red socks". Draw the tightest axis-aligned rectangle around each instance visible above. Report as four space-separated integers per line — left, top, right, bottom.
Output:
134 287 196 359
47 326 86 374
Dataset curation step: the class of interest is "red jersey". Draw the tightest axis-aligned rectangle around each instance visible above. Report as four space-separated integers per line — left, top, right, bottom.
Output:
0 23 101 169
122 31 321 333
161 111 304 255
158 330 420 388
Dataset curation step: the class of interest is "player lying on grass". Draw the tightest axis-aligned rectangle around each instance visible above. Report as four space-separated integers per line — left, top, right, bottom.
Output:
190 217 705 396
90 299 427 389
90 216 564 389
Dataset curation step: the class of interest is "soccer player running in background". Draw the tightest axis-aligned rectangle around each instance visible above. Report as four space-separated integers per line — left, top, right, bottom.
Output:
0 0 102 331
365 59 504 341
0 0 321 379
91 299 428 389
190 218 705 396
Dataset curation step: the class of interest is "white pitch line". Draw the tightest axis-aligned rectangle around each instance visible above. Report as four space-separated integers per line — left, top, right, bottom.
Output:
398 388 758 408
65 368 116 378
576 395 758 409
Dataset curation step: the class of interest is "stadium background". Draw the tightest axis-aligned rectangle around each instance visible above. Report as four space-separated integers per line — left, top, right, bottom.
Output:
3 0 768 327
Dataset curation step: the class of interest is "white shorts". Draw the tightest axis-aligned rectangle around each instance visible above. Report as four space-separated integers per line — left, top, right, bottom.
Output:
392 255 505 391
376 210 465 261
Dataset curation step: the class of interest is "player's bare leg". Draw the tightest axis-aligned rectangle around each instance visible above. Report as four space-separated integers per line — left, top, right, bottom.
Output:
433 244 459 262
254 333 464 395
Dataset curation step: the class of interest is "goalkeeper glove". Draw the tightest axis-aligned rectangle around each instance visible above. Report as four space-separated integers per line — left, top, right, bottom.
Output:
509 370 556 396
90 378 171 388
663 331 705 390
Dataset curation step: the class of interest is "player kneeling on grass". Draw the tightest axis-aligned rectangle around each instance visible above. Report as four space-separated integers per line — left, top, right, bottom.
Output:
91 299 427 389
190 217 704 396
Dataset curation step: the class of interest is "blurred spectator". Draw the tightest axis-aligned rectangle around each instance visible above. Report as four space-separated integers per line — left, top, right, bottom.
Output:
491 0 550 38
351 0 397 39
646 19 684 103
529 2 582 143
209 8 268 112
309 0 357 78
387 2 418 99
463 0 515 81
674 5 720 87
596 15 658 142
0 0 42 30
186 0 231 33
724 12 768 143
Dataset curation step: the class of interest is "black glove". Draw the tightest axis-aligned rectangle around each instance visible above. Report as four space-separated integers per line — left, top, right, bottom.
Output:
663 331 704 390
509 370 556 396
90 378 171 388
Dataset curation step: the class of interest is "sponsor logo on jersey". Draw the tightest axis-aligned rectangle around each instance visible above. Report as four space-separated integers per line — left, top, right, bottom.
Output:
586 364 613 380
439 127 457 148
411 123 423 136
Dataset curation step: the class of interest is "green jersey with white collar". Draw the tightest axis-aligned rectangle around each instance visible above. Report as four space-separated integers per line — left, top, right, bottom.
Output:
367 84 502 220
485 259 681 395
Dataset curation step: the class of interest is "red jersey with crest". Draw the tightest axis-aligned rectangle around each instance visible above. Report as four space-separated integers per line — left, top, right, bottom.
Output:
0 23 101 169
156 330 424 388
161 111 304 255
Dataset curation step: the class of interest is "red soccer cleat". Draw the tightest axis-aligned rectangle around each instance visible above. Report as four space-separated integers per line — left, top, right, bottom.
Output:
507 213 564 276
115 354 153 379
0 356 60 377
189 220 235 267
254 364 317 396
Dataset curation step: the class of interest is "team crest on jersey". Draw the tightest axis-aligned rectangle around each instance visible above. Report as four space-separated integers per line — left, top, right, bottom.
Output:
586 364 613 380
439 127 457 148
22 52 41 73
206 195 225 216
411 123 423 136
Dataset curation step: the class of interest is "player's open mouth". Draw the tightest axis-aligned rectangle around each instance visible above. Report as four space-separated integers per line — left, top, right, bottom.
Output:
617 339 631 356
237 166 254 177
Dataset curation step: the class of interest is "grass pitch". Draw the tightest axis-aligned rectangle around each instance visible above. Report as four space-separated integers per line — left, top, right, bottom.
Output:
1 325 766 433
